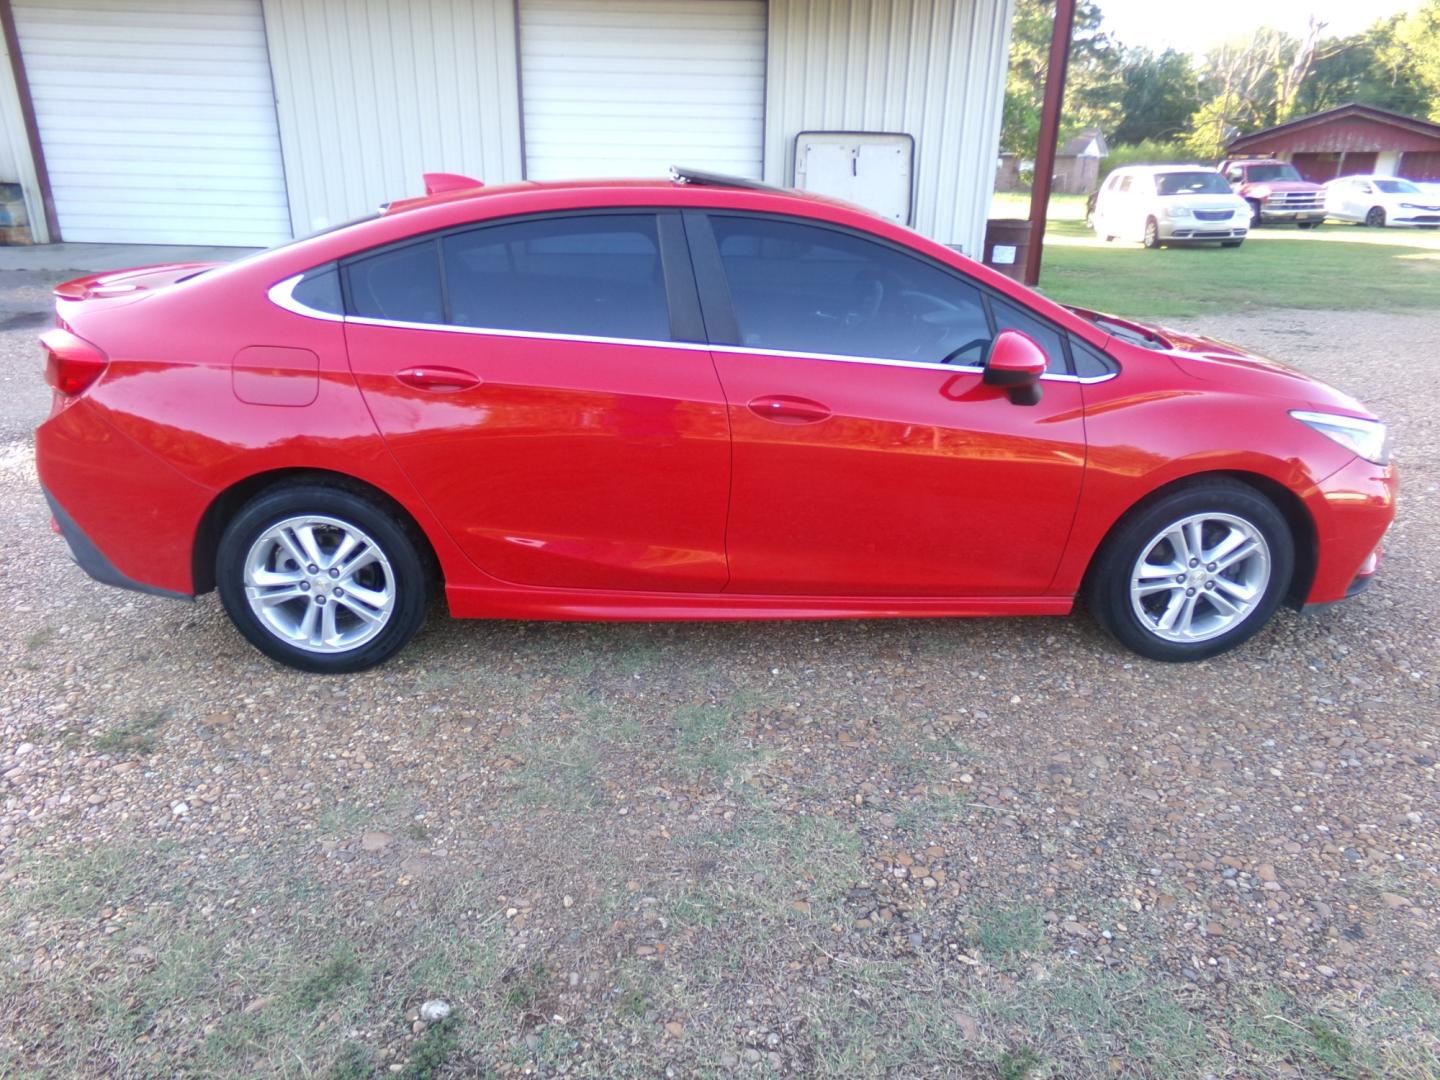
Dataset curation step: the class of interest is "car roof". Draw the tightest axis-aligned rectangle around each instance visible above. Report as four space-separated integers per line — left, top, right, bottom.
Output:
1329 174 1412 182
1111 164 1218 174
381 168 814 217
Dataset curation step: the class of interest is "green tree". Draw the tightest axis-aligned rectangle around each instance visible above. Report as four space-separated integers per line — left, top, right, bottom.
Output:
1381 0 1440 121
1000 0 1122 154
1110 48 1199 145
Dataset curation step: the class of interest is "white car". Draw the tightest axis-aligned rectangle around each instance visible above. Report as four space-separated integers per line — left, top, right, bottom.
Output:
1321 175 1440 228
1091 165 1251 249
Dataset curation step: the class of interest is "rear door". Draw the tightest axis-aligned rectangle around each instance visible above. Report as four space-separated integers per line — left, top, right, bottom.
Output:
687 211 1088 597
342 210 733 592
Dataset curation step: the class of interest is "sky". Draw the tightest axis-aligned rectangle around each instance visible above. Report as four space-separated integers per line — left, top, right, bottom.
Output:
1098 0 1422 53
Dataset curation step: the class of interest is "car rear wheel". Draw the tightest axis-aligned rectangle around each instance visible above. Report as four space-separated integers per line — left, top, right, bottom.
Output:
1086 480 1294 662
1365 206 1387 228
217 484 429 673
1143 218 1161 249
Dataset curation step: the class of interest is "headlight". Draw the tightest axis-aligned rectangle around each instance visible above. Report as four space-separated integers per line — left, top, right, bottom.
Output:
1164 206 1193 218
1291 410 1392 465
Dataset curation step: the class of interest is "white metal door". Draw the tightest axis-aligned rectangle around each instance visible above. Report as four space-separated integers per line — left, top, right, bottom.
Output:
14 0 290 245
518 0 766 181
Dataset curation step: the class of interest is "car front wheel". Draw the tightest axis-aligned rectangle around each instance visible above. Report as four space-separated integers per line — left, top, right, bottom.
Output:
1087 480 1294 661
217 484 429 673
1143 217 1161 249
1365 206 1387 228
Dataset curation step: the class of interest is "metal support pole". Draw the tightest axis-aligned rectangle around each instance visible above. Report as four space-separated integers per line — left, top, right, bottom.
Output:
1024 0 1077 288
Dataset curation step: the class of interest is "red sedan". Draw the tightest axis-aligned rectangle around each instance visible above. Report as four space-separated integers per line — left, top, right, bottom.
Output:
35 170 1396 672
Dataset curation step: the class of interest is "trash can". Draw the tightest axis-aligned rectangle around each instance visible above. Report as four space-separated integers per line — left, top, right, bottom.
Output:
983 218 1032 281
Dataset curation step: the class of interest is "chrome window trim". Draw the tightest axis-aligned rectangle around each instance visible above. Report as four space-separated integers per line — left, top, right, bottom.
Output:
266 281 1118 384
268 273 345 323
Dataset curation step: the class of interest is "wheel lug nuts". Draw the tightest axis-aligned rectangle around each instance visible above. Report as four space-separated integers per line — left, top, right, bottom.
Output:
333 588 343 598
1185 587 1196 596
1207 562 1217 571
1175 574 1186 583
300 582 310 591
315 596 327 605
1205 581 1215 590
307 564 319 574
1189 559 1199 567
329 568 340 578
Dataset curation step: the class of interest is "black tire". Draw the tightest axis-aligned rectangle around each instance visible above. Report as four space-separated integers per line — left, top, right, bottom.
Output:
1220 240 1244 248
216 484 429 673
1297 221 1321 230
1085 480 1294 662
1143 217 1161 249
1365 206 1386 228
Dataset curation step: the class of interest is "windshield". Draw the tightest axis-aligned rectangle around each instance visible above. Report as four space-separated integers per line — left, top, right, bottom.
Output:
1156 172 1232 196
1374 179 1421 194
1244 163 1302 183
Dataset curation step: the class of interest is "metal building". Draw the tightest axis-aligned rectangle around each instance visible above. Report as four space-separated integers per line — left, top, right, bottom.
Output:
0 0 1015 255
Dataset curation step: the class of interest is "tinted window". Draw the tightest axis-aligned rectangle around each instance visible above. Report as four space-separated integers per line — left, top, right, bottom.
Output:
989 297 1068 373
709 215 991 365
291 265 341 315
347 241 443 324
443 214 670 340
1070 337 1119 378
1375 179 1420 194
1156 171 1231 196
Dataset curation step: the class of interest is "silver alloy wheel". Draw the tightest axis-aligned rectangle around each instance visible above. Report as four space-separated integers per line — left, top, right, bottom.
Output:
242 514 396 654
1129 512 1271 644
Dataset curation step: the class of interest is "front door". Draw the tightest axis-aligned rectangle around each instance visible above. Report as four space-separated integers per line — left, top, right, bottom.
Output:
689 212 1087 597
343 211 731 592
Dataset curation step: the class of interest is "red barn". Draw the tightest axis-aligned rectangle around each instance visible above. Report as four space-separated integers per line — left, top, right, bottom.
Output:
1224 103 1440 183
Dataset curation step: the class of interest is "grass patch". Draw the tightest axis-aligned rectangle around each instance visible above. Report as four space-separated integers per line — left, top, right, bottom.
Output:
1033 220 1440 318
670 693 765 781
972 904 1046 968
292 946 365 1010
683 808 863 925
24 624 54 650
93 708 171 756
399 1017 461 1080
0 839 514 1078
891 791 972 837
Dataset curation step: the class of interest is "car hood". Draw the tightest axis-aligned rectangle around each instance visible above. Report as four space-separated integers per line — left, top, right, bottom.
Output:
1160 193 1248 211
1068 306 1375 418
1243 180 1320 193
1379 192 1440 209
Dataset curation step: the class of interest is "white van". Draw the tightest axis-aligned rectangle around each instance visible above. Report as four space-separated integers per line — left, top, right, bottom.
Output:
1091 165 1252 249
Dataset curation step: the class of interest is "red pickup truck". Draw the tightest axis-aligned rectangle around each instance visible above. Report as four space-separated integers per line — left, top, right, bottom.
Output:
1219 159 1326 228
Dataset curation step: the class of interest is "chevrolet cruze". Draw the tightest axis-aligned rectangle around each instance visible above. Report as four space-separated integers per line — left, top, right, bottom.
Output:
35 169 1396 672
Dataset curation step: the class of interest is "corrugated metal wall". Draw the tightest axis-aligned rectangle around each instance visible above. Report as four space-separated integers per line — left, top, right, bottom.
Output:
257 0 1012 249
764 0 1013 256
262 0 523 235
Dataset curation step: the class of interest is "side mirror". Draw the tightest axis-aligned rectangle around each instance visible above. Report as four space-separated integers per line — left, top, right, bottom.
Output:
983 329 1048 405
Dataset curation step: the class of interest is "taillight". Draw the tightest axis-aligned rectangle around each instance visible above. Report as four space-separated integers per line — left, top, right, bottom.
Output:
41 328 108 397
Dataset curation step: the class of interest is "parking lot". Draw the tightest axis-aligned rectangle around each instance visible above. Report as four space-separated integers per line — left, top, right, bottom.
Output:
2 265 1438 1076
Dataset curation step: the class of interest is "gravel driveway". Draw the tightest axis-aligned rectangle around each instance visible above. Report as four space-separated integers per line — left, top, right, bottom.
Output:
1 276 1437 1078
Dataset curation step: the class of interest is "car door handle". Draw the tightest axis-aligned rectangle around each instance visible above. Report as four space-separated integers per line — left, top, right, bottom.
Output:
747 395 832 424
395 365 481 392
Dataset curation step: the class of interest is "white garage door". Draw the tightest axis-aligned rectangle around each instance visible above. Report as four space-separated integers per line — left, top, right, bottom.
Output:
14 0 290 245
519 0 766 181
